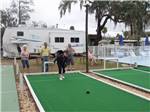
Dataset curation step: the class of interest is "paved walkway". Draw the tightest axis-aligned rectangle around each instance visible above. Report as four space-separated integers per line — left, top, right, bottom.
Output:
0 65 19 112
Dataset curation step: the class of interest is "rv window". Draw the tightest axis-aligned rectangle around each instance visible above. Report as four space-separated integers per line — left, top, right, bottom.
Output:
60 38 64 42
75 38 79 42
17 31 24 36
55 37 64 43
71 38 75 43
71 37 79 43
55 38 59 42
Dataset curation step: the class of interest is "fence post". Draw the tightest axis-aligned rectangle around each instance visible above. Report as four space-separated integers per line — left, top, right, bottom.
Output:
104 46 106 70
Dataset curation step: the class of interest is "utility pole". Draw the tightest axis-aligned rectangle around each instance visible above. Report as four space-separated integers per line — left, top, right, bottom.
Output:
85 4 89 73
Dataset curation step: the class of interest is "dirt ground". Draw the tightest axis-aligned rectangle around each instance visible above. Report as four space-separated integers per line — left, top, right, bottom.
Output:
1 57 150 112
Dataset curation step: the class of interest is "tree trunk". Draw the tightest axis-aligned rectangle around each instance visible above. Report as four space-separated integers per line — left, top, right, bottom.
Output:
19 1 21 24
130 23 133 36
96 30 102 45
136 18 143 45
0 27 5 57
96 18 102 45
96 16 110 45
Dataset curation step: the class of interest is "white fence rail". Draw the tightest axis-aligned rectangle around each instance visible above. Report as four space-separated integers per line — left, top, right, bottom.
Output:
89 45 150 67
89 45 150 59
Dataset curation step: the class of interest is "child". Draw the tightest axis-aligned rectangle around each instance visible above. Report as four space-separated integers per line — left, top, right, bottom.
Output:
88 48 97 65
54 50 67 80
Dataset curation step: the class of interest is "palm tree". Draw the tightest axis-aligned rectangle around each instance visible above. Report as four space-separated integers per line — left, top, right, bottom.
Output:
58 0 78 18
58 1 126 44
58 1 112 44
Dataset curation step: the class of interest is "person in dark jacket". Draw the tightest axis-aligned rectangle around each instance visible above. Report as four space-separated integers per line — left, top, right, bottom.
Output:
17 44 21 55
54 50 68 80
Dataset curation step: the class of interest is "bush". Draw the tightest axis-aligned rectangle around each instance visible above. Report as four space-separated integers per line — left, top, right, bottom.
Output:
110 38 114 44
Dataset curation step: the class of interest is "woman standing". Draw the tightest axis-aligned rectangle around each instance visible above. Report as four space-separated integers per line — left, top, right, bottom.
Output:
54 50 67 80
21 45 30 73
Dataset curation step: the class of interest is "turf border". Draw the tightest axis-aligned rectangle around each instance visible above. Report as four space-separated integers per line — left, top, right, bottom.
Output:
24 75 45 112
26 70 81 75
132 68 150 74
91 66 132 72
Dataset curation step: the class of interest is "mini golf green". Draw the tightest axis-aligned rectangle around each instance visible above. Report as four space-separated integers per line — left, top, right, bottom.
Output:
135 66 150 72
94 69 150 90
26 72 150 112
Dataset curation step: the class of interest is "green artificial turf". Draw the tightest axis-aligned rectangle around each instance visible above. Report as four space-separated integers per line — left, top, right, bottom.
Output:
27 72 150 112
95 69 150 90
135 66 150 72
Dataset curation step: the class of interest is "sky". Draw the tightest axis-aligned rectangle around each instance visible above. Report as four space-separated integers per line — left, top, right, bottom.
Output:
0 0 128 36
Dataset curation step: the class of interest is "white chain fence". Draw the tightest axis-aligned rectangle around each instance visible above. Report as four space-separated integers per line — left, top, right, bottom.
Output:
89 45 150 67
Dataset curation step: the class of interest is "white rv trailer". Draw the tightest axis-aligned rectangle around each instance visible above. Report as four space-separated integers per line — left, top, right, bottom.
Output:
3 27 85 57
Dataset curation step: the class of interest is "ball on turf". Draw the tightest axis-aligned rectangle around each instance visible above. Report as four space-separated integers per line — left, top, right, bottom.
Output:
86 91 90 94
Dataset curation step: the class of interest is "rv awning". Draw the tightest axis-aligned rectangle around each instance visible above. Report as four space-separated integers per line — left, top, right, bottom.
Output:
11 40 28 44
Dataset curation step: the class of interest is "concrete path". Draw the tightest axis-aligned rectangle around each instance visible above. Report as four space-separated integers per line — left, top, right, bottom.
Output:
0 65 19 112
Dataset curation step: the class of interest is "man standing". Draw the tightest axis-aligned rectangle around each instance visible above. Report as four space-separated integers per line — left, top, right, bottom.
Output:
66 44 75 71
41 42 50 72
17 44 21 56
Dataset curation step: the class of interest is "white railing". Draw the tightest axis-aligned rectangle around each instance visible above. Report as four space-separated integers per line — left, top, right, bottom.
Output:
89 45 150 67
89 45 150 59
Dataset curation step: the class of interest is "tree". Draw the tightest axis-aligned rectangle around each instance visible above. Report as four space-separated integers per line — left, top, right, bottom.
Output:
58 1 124 45
32 21 39 27
0 9 18 54
0 0 34 56
41 24 47 28
10 0 34 25
0 0 34 29
58 0 150 44
123 31 129 39
115 1 150 41
31 21 48 28
58 0 77 18
70 26 75 30
0 9 17 27
116 33 120 40
110 38 114 44
102 27 107 38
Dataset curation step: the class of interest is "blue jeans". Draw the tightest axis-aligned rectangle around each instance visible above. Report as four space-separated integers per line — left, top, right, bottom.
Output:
42 56 49 72
57 62 66 74
21 59 29 69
